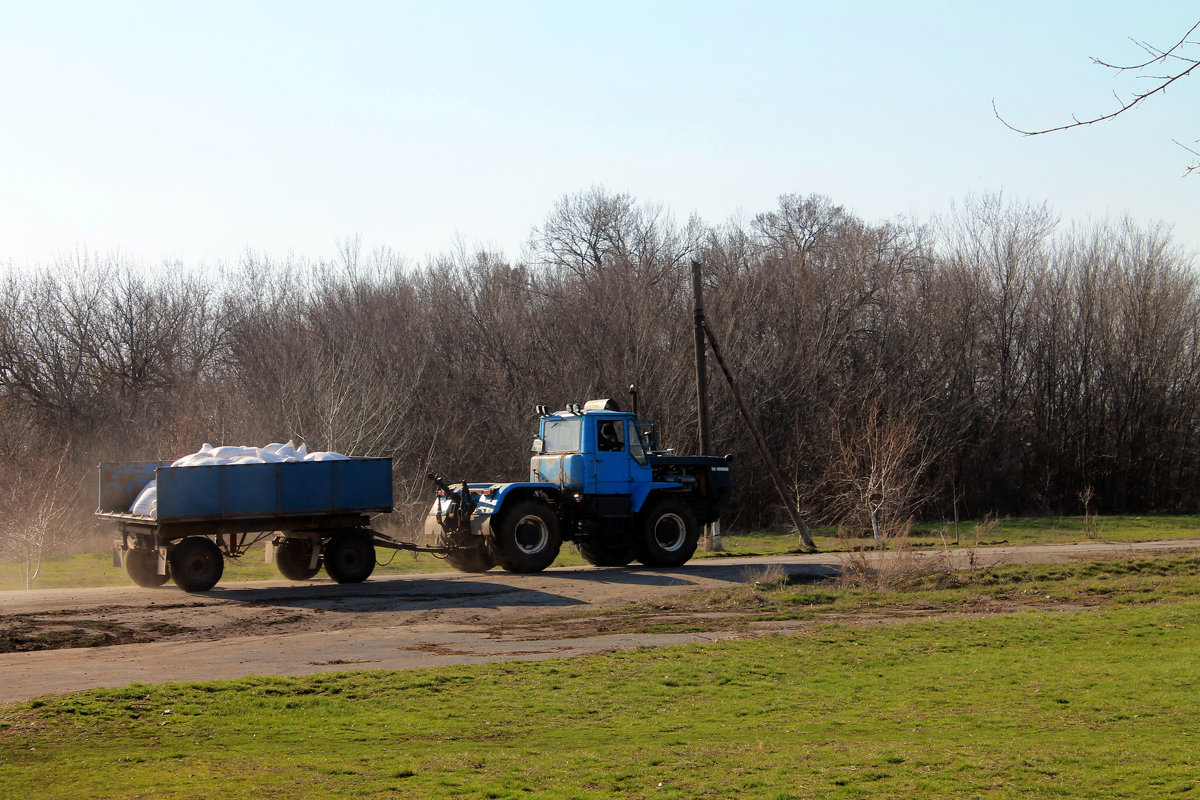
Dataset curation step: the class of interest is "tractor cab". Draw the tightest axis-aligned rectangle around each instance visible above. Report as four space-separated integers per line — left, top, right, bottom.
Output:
529 400 652 496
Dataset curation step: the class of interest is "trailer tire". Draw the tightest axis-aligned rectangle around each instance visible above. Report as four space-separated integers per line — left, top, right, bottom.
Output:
577 537 635 567
324 530 376 584
125 548 169 587
444 544 496 573
275 537 321 581
169 537 224 592
490 499 561 573
634 500 699 568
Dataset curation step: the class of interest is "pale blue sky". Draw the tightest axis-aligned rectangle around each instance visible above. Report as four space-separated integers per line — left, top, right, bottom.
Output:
1 1 1197 268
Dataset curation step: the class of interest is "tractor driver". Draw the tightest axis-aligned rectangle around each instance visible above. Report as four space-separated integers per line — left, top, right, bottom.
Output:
598 420 624 452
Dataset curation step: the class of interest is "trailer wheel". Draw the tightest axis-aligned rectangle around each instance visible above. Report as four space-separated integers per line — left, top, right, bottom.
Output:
169 537 224 592
634 500 699 568
275 537 321 581
490 499 561 573
444 544 496 573
125 548 169 587
324 530 376 584
577 537 635 567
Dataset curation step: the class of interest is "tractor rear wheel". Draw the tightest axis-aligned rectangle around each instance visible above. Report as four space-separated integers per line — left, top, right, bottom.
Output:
577 537 635 567
634 500 699 568
490 499 561 573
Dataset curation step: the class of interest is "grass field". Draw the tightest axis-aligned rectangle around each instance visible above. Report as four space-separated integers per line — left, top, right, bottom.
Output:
713 514 1200 557
2 555 1199 798
4 514 1199 591
546 554 1200 638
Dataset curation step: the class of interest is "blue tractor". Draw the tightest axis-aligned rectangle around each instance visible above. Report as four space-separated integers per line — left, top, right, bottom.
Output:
425 397 732 573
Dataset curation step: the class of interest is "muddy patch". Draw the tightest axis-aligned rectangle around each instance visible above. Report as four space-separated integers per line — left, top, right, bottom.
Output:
0 614 195 653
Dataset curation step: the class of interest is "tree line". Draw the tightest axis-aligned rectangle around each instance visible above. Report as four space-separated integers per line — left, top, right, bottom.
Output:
2 188 1198 569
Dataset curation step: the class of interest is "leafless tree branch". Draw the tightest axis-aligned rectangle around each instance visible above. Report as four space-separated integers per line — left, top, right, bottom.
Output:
994 20 1199 173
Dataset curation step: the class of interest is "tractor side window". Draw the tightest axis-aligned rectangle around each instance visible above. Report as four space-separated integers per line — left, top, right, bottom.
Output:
597 420 625 452
628 424 649 466
542 419 582 453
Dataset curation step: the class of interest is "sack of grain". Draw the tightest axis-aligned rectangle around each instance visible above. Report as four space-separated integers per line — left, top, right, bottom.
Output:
130 441 347 516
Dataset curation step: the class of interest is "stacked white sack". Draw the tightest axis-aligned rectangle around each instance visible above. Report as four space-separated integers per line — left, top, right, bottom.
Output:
129 441 350 517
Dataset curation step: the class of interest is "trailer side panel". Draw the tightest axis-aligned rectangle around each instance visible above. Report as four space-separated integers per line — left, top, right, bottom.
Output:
153 459 393 522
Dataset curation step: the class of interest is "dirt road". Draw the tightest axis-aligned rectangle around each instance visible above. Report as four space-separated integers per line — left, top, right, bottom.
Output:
2 539 1197 704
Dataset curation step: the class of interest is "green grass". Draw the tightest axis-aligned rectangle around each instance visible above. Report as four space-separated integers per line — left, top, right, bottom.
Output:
719 555 1200 616
4 514 1199 590
2 594 1198 798
525 554 1200 638
696 514 1200 559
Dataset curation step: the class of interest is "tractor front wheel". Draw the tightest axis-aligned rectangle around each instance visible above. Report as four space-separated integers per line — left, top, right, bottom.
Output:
444 543 497 573
490 499 561 573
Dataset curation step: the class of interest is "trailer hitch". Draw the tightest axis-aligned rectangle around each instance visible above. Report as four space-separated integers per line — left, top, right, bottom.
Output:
426 472 476 538
371 533 455 554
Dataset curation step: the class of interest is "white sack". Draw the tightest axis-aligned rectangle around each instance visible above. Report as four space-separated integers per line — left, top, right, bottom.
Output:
130 480 158 517
130 440 349 517
304 452 349 462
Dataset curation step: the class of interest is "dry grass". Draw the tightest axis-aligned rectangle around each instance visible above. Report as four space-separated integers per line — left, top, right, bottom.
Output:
740 562 789 589
837 525 961 591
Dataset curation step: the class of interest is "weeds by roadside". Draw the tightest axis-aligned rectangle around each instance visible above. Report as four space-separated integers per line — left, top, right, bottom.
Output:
740 563 789 589
837 524 959 592
833 513 1024 593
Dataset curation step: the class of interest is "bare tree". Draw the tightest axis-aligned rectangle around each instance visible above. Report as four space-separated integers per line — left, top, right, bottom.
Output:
227 252 431 458
529 186 700 286
818 397 938 549
0 403 79 588
0 261 107 430
996 20 1200 174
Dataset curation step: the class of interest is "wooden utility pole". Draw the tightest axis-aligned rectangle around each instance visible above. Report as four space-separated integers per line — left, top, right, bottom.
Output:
691 260 721 551
702 323 817 552
692 260 711 455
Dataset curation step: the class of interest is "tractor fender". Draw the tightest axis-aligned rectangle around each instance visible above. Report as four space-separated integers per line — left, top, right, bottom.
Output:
482 482 563 527
630 482 689 515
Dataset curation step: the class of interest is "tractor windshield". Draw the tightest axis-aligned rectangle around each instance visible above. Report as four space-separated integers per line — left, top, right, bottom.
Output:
629 423 649 466
542 418 581 453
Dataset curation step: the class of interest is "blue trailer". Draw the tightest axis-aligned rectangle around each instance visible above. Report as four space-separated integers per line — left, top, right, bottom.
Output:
97 458 397 592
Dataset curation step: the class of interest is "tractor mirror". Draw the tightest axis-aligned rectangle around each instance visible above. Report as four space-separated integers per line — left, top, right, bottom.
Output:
531 438 544 454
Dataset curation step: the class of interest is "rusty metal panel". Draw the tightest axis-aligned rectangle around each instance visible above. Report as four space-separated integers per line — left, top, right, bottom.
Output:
96 461 169 514
529 454 584 490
